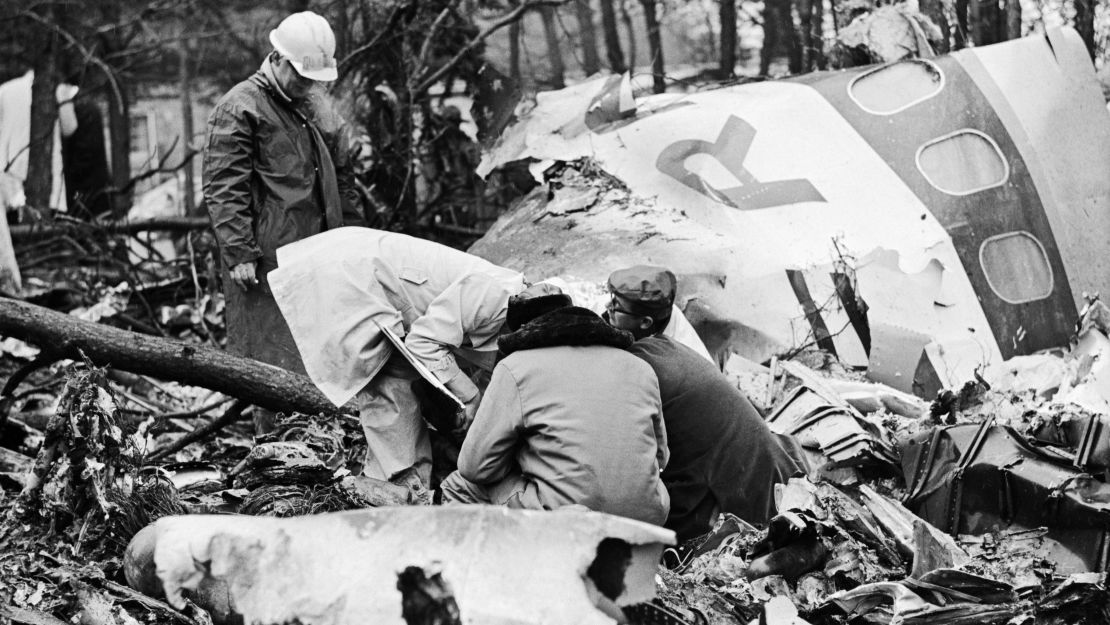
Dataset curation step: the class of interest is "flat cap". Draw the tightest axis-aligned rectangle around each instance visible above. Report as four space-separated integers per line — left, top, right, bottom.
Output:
607 265 677 313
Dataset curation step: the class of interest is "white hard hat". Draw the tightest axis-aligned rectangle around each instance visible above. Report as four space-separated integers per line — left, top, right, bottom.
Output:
269 11 338 82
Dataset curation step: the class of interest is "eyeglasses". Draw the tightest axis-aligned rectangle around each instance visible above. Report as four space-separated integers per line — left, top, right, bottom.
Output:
605 297 644 319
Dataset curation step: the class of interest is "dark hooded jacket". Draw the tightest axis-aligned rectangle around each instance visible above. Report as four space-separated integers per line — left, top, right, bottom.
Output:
202 62 364 370
458 307 671 525
629 336 805 541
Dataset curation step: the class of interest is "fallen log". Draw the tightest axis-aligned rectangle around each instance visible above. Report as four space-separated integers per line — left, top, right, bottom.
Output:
0 298 342 416
9 217 212 241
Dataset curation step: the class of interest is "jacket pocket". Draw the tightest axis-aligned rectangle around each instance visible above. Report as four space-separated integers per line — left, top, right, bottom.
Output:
399 267 428 285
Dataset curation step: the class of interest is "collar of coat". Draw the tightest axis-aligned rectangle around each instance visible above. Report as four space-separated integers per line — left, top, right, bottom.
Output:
251 59 313 122
257 57 294 103
498 306 634 357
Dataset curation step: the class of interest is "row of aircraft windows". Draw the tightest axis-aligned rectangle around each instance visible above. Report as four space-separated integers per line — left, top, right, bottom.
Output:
849 60 1052 304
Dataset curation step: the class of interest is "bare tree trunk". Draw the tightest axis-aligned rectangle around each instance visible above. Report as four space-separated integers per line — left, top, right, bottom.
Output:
810 0 825 69
509 17 522 81
719 0 738 78
640 0 665 93
797 0 814 71
974 0 1002 45
179 21 196 216
26 6 60 212
359 0 375 42
966 0 980 46
920 0 951 52
539 5 566 88
598 0 627 72
759 0 779 75
1004 0 1020 40
574 0 602 75
100 4 132 218
334 0 350 58
620 0 637 70
105 77 131 218
1074 0 1095 58
787 0 803 74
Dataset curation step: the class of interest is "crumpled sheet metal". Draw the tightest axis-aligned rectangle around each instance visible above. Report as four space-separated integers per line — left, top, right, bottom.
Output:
826 569 1017 624
151 505 674 625
903 421 1110 573
766 383 898 469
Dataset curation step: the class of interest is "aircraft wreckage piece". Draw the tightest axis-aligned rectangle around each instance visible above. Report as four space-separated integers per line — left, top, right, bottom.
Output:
129 505 674 625
474 27 1110 396
766 384 898 469
902 419 1110 574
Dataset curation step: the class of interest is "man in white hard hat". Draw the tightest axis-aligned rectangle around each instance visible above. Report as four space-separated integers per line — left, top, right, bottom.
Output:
202 11 364 382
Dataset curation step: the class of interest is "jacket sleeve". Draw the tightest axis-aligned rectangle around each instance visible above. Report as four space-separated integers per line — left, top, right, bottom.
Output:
332 124 366 227
405 273 511 403
202 100 262 268
649 376 670 471
458 363 523 484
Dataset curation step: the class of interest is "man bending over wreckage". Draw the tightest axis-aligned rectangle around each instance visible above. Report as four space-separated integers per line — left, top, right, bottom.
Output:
440 287 671 526
268 226 528 489
605 265 807 542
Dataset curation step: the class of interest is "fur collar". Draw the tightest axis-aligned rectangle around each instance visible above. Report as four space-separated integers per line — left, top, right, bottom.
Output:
499 306 634 356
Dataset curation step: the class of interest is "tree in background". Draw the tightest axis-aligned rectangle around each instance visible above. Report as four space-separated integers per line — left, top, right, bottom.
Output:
539 4 567 87
718 0 738 77
24 3 62 213
620 0 637 68
640 0 666 92
574 0 602 75
0 0 271 219
598 0 627 72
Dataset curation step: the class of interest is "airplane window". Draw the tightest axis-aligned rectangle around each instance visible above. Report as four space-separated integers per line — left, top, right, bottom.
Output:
916 130 1009 195
979 231 1054 304
848 60 944 114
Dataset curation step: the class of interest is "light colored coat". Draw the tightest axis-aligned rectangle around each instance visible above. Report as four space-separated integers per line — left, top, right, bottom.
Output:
459 341 670 525
269 226 525 406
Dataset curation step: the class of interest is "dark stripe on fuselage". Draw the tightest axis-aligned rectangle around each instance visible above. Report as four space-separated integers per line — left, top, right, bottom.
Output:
786 269 838 355
794 59 1076 358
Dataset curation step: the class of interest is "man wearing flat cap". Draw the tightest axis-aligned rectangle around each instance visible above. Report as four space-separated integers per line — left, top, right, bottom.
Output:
606 265 806 541
607 266 715 363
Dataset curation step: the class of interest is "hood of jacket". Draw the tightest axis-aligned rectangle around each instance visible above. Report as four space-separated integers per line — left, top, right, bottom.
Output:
498 306 634 356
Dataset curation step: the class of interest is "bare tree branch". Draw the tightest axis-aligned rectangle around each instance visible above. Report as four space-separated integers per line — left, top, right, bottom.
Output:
415 1 462 73
336 4 404 79
412 0 571 94
19 9 126 128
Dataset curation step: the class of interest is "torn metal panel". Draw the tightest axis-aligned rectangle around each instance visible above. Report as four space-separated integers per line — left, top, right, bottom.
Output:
745 595 813 625
474 29 1110 394
826 379 928 419
147 506 674 625
902 422 1110 573
766 385 897 469
825 569 1018 625
1056 328 1110 414
910 517 971 578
